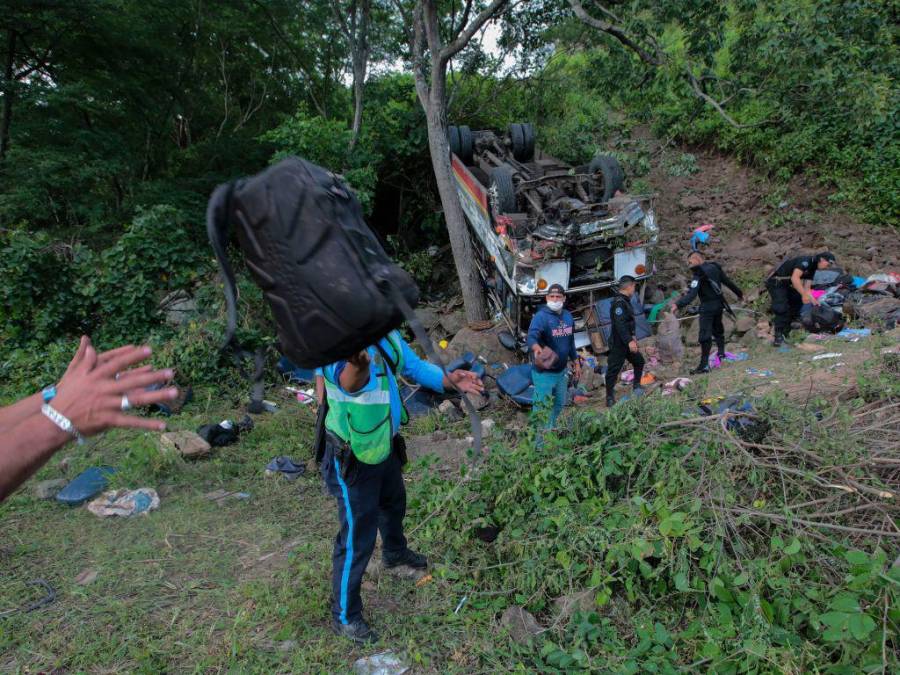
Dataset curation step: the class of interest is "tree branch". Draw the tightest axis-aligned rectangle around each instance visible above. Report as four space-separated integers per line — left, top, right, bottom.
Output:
441 0 508 64
684 67 765 129
330 0 353 42
567 0 663 66
450 0 474 45
248 0 326 116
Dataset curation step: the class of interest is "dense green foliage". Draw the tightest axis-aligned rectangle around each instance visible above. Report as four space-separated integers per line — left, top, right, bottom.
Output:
409 375 899 671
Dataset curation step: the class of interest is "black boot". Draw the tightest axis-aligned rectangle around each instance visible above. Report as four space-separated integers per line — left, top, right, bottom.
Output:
715 337 726 362
772 334 784 347
332 618 379 644
383 548 428 570
606 393 616 408
690 365 711 375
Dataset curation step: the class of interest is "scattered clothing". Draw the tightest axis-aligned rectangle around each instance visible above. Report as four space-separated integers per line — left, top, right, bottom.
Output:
87 488 159 517
265 456 306 480
700 395 769 442
710 352 749 368
746 367 774 377
198 416 253 447
662 377 692 395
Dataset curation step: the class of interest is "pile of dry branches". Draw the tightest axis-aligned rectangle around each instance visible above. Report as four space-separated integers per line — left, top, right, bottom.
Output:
699 394 900 552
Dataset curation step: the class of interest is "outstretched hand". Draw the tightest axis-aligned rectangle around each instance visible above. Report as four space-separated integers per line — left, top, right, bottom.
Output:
445 369 484 396
51 336 178 437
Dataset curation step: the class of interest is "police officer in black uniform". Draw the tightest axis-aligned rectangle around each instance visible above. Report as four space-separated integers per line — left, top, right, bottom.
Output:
670 251 743 373
765 251 836 346
605 276 645 407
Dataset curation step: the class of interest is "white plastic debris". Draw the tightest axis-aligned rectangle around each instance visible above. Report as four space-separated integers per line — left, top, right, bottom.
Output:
811 352 843 361
353 651 409 675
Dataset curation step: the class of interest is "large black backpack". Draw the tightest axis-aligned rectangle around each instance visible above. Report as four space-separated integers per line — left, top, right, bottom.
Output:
207 157 419 368
801 304 845 333
206 157 482 452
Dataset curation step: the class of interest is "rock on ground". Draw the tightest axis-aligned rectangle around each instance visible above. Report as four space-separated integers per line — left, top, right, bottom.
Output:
446 326 518 367
734 314 756 335
159 431 211 458
500 606 542 644
438 399 462 420
33 478 68 499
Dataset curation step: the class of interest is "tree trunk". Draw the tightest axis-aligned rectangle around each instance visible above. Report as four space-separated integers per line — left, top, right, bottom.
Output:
423 101 488 322
0 29 16 163
348 56 365 150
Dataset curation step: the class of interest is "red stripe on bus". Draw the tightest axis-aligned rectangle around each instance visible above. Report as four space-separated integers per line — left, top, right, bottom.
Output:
452 156 489 216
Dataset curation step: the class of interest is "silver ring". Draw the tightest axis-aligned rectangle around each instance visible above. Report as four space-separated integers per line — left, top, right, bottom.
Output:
120 395 131 411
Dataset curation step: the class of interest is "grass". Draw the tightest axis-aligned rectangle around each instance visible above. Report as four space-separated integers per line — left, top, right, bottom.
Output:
1 328 896 672
0 385 500 673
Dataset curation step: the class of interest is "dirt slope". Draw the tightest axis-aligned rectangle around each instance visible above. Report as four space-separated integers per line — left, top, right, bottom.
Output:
636 131 898 292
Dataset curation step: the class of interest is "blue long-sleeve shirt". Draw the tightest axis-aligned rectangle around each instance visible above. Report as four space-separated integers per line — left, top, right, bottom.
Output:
526 305 577 373
316 331 444 435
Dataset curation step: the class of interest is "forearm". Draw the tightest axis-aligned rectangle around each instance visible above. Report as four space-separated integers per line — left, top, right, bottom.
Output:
676 288 697 308
791 273 806 296
0 392 43 434
0 411 71 502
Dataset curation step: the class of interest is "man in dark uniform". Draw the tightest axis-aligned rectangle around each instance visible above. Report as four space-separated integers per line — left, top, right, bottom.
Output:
765 251 836 346
605 276 645 408
670 251 743 374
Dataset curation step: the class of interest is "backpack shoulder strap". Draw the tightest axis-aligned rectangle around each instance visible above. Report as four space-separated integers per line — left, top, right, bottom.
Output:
375 341 399 375
206 179 264 413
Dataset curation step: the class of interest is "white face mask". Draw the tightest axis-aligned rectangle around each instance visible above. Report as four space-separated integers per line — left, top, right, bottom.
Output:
547 300 564 312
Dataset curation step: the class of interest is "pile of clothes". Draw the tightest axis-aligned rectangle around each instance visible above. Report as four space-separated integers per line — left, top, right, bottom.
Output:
807 269 900 331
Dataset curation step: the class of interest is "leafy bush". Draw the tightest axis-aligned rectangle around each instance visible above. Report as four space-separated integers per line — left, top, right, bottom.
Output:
409 390 899 671
261 110 379 213
0 337 82 402
90 205 211 344
0 229 92 345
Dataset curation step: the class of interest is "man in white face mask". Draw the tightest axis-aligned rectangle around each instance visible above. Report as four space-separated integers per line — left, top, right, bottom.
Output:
526 284 581 429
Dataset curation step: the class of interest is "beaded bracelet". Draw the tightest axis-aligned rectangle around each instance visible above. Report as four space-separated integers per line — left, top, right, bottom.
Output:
41 403 85 445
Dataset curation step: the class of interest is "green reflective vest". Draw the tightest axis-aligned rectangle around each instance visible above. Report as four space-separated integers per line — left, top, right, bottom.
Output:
323 332 407 465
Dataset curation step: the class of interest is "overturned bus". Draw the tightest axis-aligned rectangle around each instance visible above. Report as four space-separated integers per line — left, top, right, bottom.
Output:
449 123 659 350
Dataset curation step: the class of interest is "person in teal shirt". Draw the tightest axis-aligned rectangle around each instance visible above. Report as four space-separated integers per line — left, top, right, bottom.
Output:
317 331 483 644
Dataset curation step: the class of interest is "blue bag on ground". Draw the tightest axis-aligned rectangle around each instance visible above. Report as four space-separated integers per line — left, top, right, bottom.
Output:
399 384 445 418
56 466 117 506
496 365 535 406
